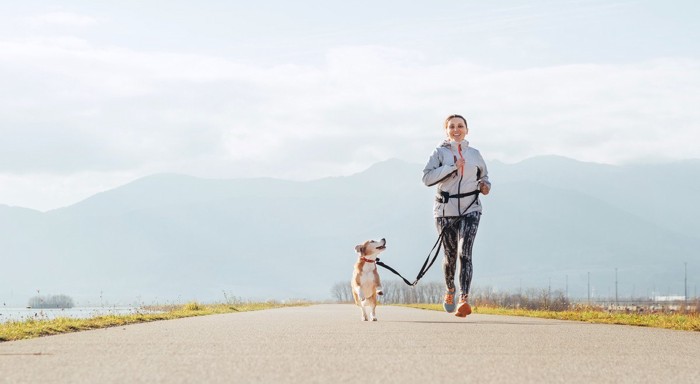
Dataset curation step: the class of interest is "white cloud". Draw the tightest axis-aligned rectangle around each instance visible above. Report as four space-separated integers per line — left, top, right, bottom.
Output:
0 36 699 210
27 11 100 28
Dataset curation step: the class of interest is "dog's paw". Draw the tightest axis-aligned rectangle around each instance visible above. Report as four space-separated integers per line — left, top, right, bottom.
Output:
354 288 365 302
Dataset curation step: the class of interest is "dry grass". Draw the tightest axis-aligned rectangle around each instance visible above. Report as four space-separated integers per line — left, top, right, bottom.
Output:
0 301 309 342
401 303 700 332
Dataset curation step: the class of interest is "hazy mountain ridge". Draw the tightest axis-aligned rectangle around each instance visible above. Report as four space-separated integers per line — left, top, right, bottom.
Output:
1 156 698 306
490 155 700 239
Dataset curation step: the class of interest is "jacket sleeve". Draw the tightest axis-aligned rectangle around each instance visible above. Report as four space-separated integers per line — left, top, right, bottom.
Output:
422 148 457 187
475 150 490 188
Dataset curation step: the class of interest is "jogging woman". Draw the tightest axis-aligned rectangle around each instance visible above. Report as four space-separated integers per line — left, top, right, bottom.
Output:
421 114 491 317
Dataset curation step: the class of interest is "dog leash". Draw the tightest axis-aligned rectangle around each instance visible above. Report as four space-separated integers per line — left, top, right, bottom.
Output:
375 189 480 287
375 258 416 286
375 215 454 286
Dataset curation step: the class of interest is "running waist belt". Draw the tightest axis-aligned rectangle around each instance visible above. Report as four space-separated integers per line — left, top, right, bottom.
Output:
436 189 479 203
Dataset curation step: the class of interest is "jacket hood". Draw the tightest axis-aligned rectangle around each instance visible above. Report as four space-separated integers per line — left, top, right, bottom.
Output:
440 139 469 150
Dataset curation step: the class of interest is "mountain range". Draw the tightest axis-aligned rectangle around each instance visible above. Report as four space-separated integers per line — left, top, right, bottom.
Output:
1 156 698 307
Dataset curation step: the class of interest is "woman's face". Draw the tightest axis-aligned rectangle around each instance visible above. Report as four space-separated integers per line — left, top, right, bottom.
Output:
445 117 468 142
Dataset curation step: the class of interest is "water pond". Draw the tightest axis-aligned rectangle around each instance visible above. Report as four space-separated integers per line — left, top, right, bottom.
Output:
0 307 155 323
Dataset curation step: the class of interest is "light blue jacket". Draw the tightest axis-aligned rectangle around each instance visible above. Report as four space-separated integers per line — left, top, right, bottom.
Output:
422 140 490 217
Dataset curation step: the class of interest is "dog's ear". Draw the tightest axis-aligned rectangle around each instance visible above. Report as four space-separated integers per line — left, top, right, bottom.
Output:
354 244 365 255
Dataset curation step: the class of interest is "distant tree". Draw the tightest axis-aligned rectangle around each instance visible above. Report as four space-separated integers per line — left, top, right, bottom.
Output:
332 280 572 310
27 294 75 308
469 286 570 311
332 280 444 304
330 282 353 303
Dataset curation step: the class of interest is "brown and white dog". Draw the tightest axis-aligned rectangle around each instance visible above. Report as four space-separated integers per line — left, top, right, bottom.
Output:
351 238 386 321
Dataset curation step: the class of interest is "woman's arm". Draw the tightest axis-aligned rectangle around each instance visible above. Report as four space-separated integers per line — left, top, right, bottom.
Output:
475 150 491 195
422 148 457 187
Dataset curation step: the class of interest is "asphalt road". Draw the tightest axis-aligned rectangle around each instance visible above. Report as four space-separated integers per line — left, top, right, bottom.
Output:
1 304 698 383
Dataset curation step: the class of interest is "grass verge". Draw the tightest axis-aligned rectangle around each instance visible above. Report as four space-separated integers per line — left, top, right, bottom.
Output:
400 304 700 332
0 301 308 342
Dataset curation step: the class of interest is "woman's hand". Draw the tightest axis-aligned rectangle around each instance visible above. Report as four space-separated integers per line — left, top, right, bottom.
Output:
479 181 491 195
455 158 465 175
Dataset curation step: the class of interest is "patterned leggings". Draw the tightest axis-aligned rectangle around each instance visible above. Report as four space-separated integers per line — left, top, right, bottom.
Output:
435 212 481 296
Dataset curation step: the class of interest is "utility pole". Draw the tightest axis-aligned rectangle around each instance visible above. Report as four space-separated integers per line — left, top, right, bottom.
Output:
684 262 688 306
615 268 618 306
587 272 591 305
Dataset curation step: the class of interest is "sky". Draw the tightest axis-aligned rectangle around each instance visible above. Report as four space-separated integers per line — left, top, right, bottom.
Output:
1 0 699 211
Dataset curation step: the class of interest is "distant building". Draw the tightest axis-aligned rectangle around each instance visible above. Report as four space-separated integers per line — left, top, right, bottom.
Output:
653 295 686 302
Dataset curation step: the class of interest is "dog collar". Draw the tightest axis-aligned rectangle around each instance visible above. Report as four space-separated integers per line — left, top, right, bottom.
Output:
360 257 376 263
